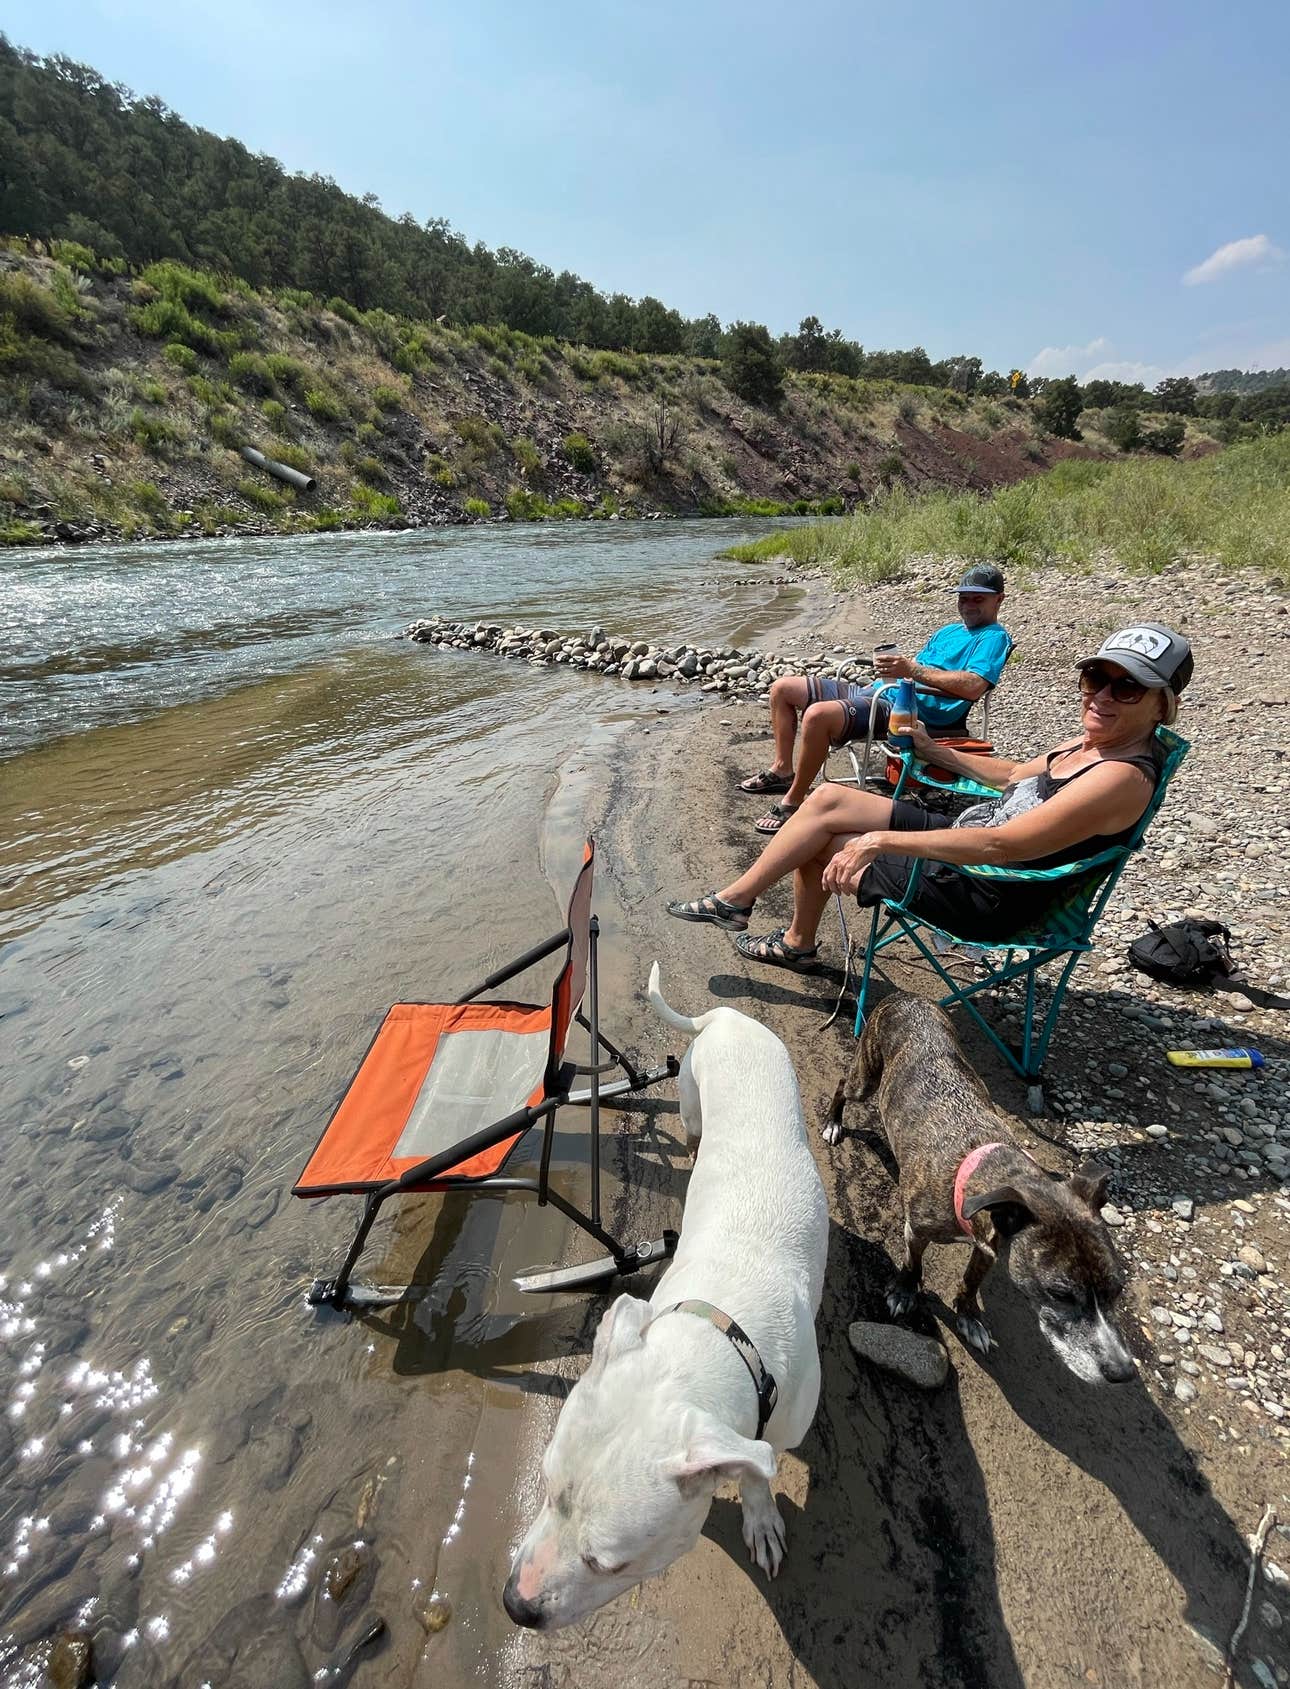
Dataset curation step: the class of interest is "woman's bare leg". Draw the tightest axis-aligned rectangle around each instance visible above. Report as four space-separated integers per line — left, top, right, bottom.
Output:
716 784 894 908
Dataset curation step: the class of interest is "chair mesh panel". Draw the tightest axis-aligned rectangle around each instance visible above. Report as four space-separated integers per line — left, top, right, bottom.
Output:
394 1025 550 1158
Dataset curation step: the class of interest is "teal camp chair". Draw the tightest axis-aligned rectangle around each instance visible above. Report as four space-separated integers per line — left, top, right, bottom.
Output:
853 726 1189 1113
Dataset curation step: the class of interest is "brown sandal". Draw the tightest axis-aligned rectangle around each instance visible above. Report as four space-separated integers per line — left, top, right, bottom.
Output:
753 802 800 835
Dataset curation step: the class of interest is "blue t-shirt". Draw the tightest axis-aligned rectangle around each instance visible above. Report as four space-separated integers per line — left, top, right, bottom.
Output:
913 620 1013 727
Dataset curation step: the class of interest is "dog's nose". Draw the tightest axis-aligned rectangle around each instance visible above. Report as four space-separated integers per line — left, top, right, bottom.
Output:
1101 1351 1137 1385
503 1577 544 1628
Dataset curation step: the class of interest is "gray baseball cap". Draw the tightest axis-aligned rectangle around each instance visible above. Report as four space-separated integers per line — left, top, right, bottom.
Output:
950 563 1005 594
1078 623 1194 693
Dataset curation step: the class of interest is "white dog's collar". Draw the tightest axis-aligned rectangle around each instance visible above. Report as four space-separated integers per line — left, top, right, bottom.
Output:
656 1300 778 1437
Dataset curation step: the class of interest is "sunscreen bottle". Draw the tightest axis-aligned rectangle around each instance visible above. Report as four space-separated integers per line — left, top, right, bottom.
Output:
888 677 917 750
1166 1049 1264 1069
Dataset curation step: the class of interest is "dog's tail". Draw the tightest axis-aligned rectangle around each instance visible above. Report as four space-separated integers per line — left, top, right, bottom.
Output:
647 962 725 1037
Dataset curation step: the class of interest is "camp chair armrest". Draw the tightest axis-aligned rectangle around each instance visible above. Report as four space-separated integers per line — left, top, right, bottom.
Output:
453 928 571 1005
956 846 1127 883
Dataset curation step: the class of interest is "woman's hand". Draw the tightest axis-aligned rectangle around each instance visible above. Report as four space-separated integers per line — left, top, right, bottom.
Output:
907 718 936 761
822 833 887 895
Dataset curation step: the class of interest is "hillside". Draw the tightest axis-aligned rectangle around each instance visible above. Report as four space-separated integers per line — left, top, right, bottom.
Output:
1 242 1164 548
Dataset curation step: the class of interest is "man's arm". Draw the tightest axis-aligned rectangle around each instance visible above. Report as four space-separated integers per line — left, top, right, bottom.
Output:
906 658 990 702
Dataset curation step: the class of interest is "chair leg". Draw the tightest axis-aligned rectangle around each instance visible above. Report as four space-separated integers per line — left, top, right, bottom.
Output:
309 1190 387 1309
853 902 883 1035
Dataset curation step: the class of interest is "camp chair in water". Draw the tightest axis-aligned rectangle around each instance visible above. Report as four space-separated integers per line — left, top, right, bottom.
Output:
853 726 1189 1114
293 840 679 1312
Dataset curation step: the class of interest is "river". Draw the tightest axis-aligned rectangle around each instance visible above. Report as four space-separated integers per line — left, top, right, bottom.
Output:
0 518 804 1686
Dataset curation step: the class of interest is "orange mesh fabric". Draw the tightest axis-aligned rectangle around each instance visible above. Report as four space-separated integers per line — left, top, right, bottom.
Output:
294 1000 552 1195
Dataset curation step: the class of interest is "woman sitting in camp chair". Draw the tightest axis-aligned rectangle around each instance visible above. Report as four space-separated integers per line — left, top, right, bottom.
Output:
668 624 1192 968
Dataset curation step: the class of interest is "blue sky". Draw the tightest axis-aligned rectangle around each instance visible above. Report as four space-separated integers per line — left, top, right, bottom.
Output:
8 0 1289 378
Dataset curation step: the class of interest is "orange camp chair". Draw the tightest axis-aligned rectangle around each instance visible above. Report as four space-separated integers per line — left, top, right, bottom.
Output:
293 839 679 1312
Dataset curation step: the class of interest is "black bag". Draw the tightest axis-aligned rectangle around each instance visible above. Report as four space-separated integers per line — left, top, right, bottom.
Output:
1128 918 1235 986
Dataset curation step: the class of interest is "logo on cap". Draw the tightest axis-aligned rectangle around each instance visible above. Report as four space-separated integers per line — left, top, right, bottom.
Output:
1104 627 1170 661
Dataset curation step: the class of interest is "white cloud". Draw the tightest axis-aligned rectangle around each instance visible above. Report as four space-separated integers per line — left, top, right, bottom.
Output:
1182 234 1284 286
1026 337 1113 379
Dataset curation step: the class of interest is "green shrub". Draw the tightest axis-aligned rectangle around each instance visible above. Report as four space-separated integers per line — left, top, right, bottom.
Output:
353 454 388 486
549 497 585 518
139 260 229 316
0 271 82 344
463 497 490 518
562 432 598 473
896 395 919 423
1142 418 1186 457
512 436 541 480
845 461 863 481
268 441 312 472
132 296 231 354
261 398 287 429
237 478 285 513
164 341 199 373
134 378 166 405
721 324 784 406
305 387 346 423
228 351 276 395
127 480 170 518
49 239 98 273
351 485 401 518
304 507 348 531
265 353 310 392
453 416 503 453
1 519 44 545
878 452 904 479
355 421 380 447
209 411 242 447
516 354 546 385
1105 407 1142 452
326 296 363 325
505 487 546 521
129 408 177 453
372 384 404 412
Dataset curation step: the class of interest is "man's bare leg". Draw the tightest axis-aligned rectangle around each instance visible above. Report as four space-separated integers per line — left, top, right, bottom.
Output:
782 700 848 807
768 675 809 779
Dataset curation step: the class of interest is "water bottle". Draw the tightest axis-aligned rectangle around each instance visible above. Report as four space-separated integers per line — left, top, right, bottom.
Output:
887 677 916 750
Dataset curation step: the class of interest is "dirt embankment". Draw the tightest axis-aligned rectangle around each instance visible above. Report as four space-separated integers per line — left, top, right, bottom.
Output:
499 563 1289 1688
1 243 1109 549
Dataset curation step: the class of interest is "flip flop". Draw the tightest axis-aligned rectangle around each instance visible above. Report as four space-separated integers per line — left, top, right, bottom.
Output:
734 928 820 973
753 801 800 835
665 893 754 933
738 769 793 795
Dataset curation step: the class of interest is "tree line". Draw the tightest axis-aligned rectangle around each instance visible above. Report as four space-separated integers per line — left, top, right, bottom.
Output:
1 37 1283 429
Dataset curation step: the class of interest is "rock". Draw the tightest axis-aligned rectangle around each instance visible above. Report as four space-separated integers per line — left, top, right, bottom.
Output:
1101 1203 1125 1226
1238 1244 1268 1273
415 1592 453 1634
47 1632 94 1689
1172 1198 1196 1222
1199 1344 1232 1367
1174 1377 1197 1403
848 1321 949 1389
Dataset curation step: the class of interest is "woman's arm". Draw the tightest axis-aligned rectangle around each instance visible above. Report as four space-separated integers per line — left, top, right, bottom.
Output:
821 760 1153 894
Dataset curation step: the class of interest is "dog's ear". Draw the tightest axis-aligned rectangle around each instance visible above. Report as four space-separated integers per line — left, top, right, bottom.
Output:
587 1294 651 1376
1068 1159 1112 1210
661 1414 776 1495
960 1184 1035 1238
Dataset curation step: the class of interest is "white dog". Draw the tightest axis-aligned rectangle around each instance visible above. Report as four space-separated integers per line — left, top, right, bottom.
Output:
502 963 828 1631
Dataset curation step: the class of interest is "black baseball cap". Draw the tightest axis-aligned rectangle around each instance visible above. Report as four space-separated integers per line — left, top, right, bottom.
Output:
1078 623 1194 694
950 564 1005 595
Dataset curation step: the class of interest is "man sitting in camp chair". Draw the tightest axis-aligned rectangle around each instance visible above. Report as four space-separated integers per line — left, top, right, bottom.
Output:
739 564 1012 834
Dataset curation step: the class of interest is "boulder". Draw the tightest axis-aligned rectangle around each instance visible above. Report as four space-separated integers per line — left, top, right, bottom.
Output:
848 1322 949 1389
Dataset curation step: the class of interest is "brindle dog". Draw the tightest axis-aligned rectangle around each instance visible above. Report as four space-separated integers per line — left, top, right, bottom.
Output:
825 992 1135 1383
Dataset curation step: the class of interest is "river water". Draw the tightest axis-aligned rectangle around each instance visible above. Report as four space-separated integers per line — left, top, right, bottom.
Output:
0 519 803 1686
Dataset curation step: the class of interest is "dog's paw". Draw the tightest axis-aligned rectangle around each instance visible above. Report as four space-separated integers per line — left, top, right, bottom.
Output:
820 1119 843 1147
954 1311 995 1355
885 1278 920 1320
741 1494 787 1579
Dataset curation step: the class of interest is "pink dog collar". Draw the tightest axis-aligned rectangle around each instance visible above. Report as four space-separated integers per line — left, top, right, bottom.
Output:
954 1143 1006 1236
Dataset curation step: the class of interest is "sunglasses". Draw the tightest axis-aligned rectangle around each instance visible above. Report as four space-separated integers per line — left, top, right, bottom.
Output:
1078 664 1149 704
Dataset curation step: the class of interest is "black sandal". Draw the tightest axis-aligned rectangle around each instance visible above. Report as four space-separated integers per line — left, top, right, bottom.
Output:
753 801 800 835
665 893 754 933
738 769 793 795
734 928 820 972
